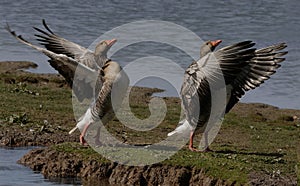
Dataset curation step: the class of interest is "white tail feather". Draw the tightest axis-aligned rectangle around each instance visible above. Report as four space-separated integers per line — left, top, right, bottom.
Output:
68 126 77 134
69 108 93 135
167 120 191 136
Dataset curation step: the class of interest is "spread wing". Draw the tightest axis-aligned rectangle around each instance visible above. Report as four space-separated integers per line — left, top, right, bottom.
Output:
33 19 98 69
6 23 99 101
181 41 286 128
225 42 287 112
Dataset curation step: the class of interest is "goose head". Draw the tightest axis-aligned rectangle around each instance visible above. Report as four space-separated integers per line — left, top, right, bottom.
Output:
94 38 117 56
200 40 222 58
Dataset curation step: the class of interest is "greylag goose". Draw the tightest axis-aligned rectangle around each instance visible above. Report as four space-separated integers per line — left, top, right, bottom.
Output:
168 40 287 152
33 20 117 102
6 20 129 145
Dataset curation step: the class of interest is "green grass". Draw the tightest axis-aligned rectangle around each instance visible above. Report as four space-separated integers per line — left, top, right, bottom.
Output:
0 73 74 135
46 99 300 184
1 68 299 184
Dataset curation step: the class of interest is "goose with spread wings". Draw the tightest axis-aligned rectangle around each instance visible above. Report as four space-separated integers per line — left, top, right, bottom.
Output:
168 40 287 152
6 20 129 145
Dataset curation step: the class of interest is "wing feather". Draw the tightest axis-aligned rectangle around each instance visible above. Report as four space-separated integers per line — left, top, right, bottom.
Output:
181 41 287 129
33 19 98 69
6 23 98 101
225 43 287 112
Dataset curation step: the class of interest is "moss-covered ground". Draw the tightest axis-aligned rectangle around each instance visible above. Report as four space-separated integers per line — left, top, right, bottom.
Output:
0 61 299 184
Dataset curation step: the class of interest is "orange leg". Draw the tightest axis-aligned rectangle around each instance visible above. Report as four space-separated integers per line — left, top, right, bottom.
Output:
80 123 90 145
188 131 212 152
189 131 199 151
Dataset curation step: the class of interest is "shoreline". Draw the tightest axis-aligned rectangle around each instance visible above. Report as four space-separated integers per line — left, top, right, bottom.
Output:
0 61 299 185
1 60 298 111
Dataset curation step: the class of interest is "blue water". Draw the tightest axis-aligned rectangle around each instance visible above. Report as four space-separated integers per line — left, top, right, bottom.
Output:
0 147 81 186
0 0 299 110
0 2 299 184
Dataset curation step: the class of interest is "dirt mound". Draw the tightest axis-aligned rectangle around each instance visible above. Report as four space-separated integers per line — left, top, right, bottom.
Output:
19 147 230 186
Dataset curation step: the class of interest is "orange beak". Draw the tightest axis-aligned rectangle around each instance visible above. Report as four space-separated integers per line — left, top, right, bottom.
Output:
210 40 222 47
105 38 117 47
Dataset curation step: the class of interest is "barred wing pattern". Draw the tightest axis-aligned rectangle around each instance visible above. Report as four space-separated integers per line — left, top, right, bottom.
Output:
34 20 98 69
181 41 287 130
225 43 287 112
6 22 100 102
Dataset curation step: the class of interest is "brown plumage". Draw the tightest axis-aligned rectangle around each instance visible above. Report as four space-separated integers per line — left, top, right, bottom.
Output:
6 20 129 145
32 19 117 101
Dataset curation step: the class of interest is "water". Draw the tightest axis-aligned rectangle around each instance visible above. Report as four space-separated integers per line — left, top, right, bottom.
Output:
0 1 299 185
0 0 299 110
0 147 81 186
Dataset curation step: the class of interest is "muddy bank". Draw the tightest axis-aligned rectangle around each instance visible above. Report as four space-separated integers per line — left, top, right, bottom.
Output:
19 145 297 185
18 147 230 186
1 61 299 185
0 61 37 73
